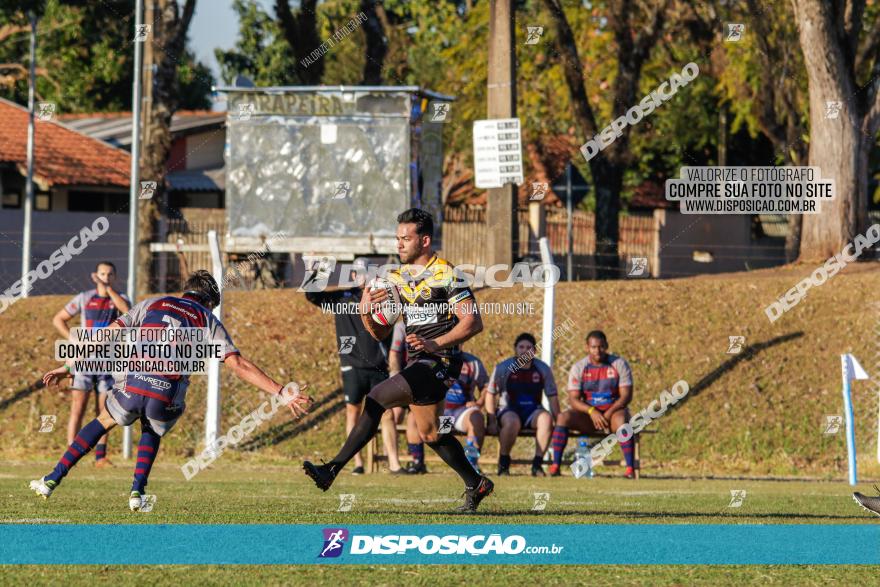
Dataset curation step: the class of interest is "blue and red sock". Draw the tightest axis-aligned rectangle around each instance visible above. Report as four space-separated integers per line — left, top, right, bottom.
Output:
620 437 634 469
465 436 480 466
46 419 107 484
408 443 424 466
551 425 569 466
95 443 106 461
132 427 161 494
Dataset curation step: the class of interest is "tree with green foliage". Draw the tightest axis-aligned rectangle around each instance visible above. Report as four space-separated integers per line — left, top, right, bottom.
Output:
541 0 672 277
791 0 880 261
215 0 297 86
0 0 212 113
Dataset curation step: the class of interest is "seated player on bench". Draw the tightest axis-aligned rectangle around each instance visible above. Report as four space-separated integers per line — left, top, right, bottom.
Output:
550 330 635 478
485 333 559 477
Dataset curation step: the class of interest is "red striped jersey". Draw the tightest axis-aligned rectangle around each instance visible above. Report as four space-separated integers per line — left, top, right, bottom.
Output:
488 357 558 413
445 352 489 410
566 354 633 409
64 289 130 328
113 295 239 404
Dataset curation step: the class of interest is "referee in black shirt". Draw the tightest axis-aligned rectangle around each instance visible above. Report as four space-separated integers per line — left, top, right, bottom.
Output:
304 257 394 474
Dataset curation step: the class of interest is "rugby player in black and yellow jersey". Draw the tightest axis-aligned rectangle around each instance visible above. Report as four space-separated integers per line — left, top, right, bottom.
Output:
303 208 494 512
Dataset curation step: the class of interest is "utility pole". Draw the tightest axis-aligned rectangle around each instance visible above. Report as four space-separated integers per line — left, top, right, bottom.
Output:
142 1 154 160
20 11 37 297
124 0 145 460
485 0 517 268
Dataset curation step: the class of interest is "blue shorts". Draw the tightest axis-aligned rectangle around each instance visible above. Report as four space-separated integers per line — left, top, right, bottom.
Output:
105 388 185 437
498 406 546 429
443 405 481 433
71 373 114 394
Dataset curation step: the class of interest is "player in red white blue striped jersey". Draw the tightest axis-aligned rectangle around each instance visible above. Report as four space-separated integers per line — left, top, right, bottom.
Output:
486 333 560 476
31 270 312 510
51 262 130 467
550 330 635 477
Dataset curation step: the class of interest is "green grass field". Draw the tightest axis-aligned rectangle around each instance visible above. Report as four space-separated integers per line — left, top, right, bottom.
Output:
4 264 880 583
2 462 879 585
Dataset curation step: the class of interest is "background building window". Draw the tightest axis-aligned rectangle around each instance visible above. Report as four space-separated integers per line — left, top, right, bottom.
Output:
35 193 51 211
1 192 21 208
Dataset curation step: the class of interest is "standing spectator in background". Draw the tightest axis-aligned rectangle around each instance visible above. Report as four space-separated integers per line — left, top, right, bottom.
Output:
550 330 635 478
51 262 130 467
486 333 559 477
303 258 397 474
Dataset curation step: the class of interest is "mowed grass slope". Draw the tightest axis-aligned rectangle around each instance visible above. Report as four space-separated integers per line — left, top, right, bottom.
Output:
1 262 879 478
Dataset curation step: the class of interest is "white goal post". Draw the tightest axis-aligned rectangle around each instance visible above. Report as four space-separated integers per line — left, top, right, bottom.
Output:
205 230 224 449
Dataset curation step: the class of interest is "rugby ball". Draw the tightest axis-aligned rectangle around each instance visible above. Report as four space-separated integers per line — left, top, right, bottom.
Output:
368 277 401 326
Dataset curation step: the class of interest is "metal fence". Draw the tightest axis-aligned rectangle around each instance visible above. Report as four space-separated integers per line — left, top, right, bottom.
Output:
441 204 660 278
151 205 660 285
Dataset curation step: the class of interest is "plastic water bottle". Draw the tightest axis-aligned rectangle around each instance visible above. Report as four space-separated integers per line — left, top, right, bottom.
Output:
574 438 594 479
464 440 481 471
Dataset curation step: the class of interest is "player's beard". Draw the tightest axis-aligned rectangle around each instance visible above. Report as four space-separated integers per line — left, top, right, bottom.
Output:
399 244 422 265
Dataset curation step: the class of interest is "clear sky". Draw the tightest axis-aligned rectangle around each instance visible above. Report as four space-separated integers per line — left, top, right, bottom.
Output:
188 0 276 84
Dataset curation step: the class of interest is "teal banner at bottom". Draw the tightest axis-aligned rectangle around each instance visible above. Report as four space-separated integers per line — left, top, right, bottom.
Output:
1 524 878 565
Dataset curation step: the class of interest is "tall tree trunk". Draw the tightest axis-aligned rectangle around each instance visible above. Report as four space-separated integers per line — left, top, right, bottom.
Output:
591 159 623 275
784 110 809 262
136 0 196 296
543 0 668 278
276 0 324 84
794 0 870 261
360 0 387 85
785 215 803 262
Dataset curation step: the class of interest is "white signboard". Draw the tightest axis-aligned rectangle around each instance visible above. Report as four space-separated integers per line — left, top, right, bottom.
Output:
473 118 524 189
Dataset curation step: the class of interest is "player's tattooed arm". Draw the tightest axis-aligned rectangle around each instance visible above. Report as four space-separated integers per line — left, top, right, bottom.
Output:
389 349 404 376
428 297 483 350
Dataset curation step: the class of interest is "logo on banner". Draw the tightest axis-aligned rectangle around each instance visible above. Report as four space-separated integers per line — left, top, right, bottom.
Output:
823 415 842 434
532 492 550 511
727 336 745 354
39 415 57 433
728 489 747 508
338 494 356 512
438 415 455 434
319 528 349 558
